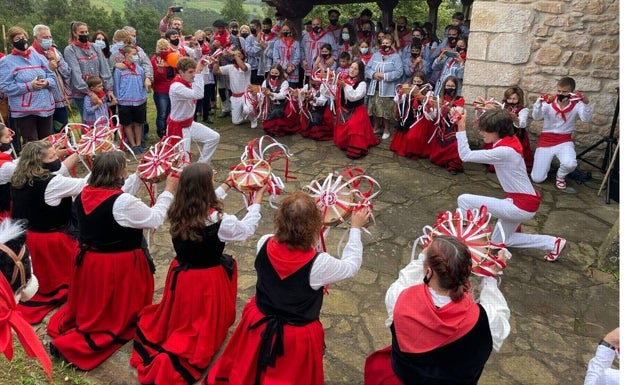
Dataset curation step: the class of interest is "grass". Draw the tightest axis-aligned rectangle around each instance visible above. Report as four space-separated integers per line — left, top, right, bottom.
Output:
91 0 261 15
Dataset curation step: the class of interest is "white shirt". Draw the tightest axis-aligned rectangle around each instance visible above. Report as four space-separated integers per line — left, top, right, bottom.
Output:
384 253 511 352
342 81 367 102
111 173 172 230
261 79 289 101
256 228 363 291
209 187 261 241
532 99 593 135
584 345 620 385
44 164 89 206
218 64 251 95
169 74 204 122
0 159 17 184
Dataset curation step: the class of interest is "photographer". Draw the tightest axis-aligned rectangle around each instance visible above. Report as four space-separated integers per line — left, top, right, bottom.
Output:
159 6 184 37
432 36 466 95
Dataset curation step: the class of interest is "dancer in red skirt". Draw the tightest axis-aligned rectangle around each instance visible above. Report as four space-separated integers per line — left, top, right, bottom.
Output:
261 64 299 137
334 60 379 159
390 72 434 158
299 76 333 141
364 236 510 385
47 151 178 370
206 191 369 385
10 141 85 324
131 163 265 385
428 75 465 174
0 123 17 220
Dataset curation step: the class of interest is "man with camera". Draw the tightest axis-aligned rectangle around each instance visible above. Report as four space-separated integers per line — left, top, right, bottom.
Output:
159 6 184 37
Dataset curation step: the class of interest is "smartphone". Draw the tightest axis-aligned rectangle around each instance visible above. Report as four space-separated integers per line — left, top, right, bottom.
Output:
171 6 183 12
36 75 44 80
445 51 458 58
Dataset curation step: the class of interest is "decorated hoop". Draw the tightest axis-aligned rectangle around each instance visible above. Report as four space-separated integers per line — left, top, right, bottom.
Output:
137 136 188 183
304 174 356 226
75 115 120 157
229 158 272 192
414 206 510 279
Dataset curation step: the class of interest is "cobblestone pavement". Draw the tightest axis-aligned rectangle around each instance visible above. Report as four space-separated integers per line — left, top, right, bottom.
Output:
43 119 619 385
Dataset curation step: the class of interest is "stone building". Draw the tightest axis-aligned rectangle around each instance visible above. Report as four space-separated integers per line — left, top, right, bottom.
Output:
462 0 619 159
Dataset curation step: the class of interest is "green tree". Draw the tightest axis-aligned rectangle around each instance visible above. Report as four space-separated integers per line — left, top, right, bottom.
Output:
221 0 248 23
124 7 161 55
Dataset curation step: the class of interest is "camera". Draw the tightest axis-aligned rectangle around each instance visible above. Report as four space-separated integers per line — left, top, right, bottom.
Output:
171 6 183 12
444 51 458 58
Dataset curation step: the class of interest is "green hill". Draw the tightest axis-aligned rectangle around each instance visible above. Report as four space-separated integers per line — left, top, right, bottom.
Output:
91 0 263 15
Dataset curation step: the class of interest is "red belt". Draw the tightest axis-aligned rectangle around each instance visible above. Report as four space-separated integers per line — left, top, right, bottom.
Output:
231 92 244 97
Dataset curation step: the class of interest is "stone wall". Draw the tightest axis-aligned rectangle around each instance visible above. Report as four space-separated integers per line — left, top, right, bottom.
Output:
463 0 619 158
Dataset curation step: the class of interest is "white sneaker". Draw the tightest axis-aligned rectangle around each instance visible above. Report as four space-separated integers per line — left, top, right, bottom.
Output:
381 132 390 140
250 119 258 129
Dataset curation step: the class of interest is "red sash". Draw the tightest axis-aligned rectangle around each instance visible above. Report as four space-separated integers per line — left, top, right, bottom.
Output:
166 76 195 136
505 192 541 213
537 132 573 148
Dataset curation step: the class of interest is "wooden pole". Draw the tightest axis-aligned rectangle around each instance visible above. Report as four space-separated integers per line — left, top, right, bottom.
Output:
2 25 7 54
597 141 620 196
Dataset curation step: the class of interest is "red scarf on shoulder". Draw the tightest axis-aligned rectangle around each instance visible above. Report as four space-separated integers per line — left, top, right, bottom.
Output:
280 37 295 61
493 135 523 155
266 237 316 279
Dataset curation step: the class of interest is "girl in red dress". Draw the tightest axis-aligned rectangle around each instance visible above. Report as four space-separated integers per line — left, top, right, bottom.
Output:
206 191 369 385
47 151 177 370
428 76 465 174
130 163 265 385
261 64 299 136
0 123 17 220
333 60 380 159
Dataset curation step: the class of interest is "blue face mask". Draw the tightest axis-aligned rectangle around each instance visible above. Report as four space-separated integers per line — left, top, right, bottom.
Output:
131 55 140 63
93 40 106 50
111 42 123 51
40 38 53 50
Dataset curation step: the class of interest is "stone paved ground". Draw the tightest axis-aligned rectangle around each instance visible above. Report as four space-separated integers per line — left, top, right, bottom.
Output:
42 119 619 385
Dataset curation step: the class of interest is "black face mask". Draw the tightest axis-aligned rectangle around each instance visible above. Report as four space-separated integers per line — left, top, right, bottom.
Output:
329 19 338 26
444 88 455 96
262 28 271 34
506 102 518 108
413 37 422 45
411 52 420 58
42 159 62 172
282 32 290 37
197 39 204 45
381 45 391 52
270 75 279 80
231 29 238 35
397 26 406 32
169 38 180 46
77 34 89 44
557 94 569 102
448 37 458 46
322 53 331 59
362 30 371 36
0 142 12 153
12 38 28 51
456 47 465 53
241 33 249 39
250 27 257 35
312 26 322 34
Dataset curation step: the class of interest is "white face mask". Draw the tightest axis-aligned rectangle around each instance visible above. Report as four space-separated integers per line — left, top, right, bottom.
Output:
93 40 106 50
359 47 369 54
341 33 350 40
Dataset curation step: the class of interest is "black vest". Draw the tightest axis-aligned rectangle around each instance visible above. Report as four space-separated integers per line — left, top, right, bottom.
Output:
11 176 72 232
254 239 323 324
172 221 225 268
75 191 142 252
390 304 493 385
0 183 10 213
342 80 365 109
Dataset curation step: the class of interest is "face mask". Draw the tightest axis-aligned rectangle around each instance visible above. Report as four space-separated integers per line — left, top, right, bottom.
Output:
456 47 465 52
312 26 322 34
411 52 420 58
359 47 369 54
262 28 271 34
444 88 455 96
42 158 62 172
0 142 12 153
250 28 257 35
197 39 204 45
131 37 137 45
282 32 290 38
448 37 458 46
40 38 53 50
329 19 338 26
413 82 423 87
322 53 331 59
169 38 180 46
341 33 350 40
506 102 518 108
557 94 569 102
398 26 406 32
231 29 238 35
78 34 89 44
381 45 391 52
362 30 371 36
413 37 422 45
93 40 106 50
276 20 283 27
270 75 279 80
241 33 249 39
111 42 123 51
13 38 28 51
131 55 140 63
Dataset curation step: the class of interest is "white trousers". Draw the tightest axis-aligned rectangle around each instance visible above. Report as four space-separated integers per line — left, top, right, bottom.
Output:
231 95 257 125
458 194 557 251
531 142 577 183
182 121 220 163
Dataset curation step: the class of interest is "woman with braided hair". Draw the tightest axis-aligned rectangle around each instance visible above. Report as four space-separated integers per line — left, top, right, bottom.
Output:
364 235 510 385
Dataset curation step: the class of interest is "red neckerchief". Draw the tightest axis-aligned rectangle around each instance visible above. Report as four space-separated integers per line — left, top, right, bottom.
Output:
80 186 122 215
280 36 295 61
342 42 350 53
266 237 316 279
10 49 29 59
326 24 341 33
551 99 577 122
358 52 372 64
95 90 105 100
261 31 277 42
344 76 357 86
71 40 91 52
0 275 53 381
159 49 173 59
30 44 46 56
493 135 523 155
122 60 138 75
214 31 231 48
268 78 280 90
393 283 479 353
506 104 524 115
0 152 12 164
380 47 396 56
200 42 210 55
309 29 328 42
172 75 192 89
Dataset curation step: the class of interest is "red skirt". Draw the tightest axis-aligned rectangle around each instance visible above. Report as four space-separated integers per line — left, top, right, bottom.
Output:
334 105 380 159
205 296 325 385
428 126 463 172
364 346 403 385
263 101 300 137
300 107 334 141
47 248 154 371
130 259 238 385
17 230 77 324
404 118 436 159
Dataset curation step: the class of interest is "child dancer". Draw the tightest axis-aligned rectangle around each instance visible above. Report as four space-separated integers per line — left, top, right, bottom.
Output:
261 64 299 136
299 76 333 141
82 76 111 127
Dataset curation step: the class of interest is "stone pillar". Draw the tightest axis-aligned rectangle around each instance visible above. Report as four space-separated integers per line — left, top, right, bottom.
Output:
461 0 474 21
267 0 313 37
377 0 399 29
426 0 443 32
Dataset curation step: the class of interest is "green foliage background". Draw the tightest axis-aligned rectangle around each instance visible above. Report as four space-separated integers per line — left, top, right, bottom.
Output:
0 0 458 57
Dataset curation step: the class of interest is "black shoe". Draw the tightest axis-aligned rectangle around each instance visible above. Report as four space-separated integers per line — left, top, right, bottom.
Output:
49 342 60 357
217 111 230 118
203 117 214 124
157 128 166 138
